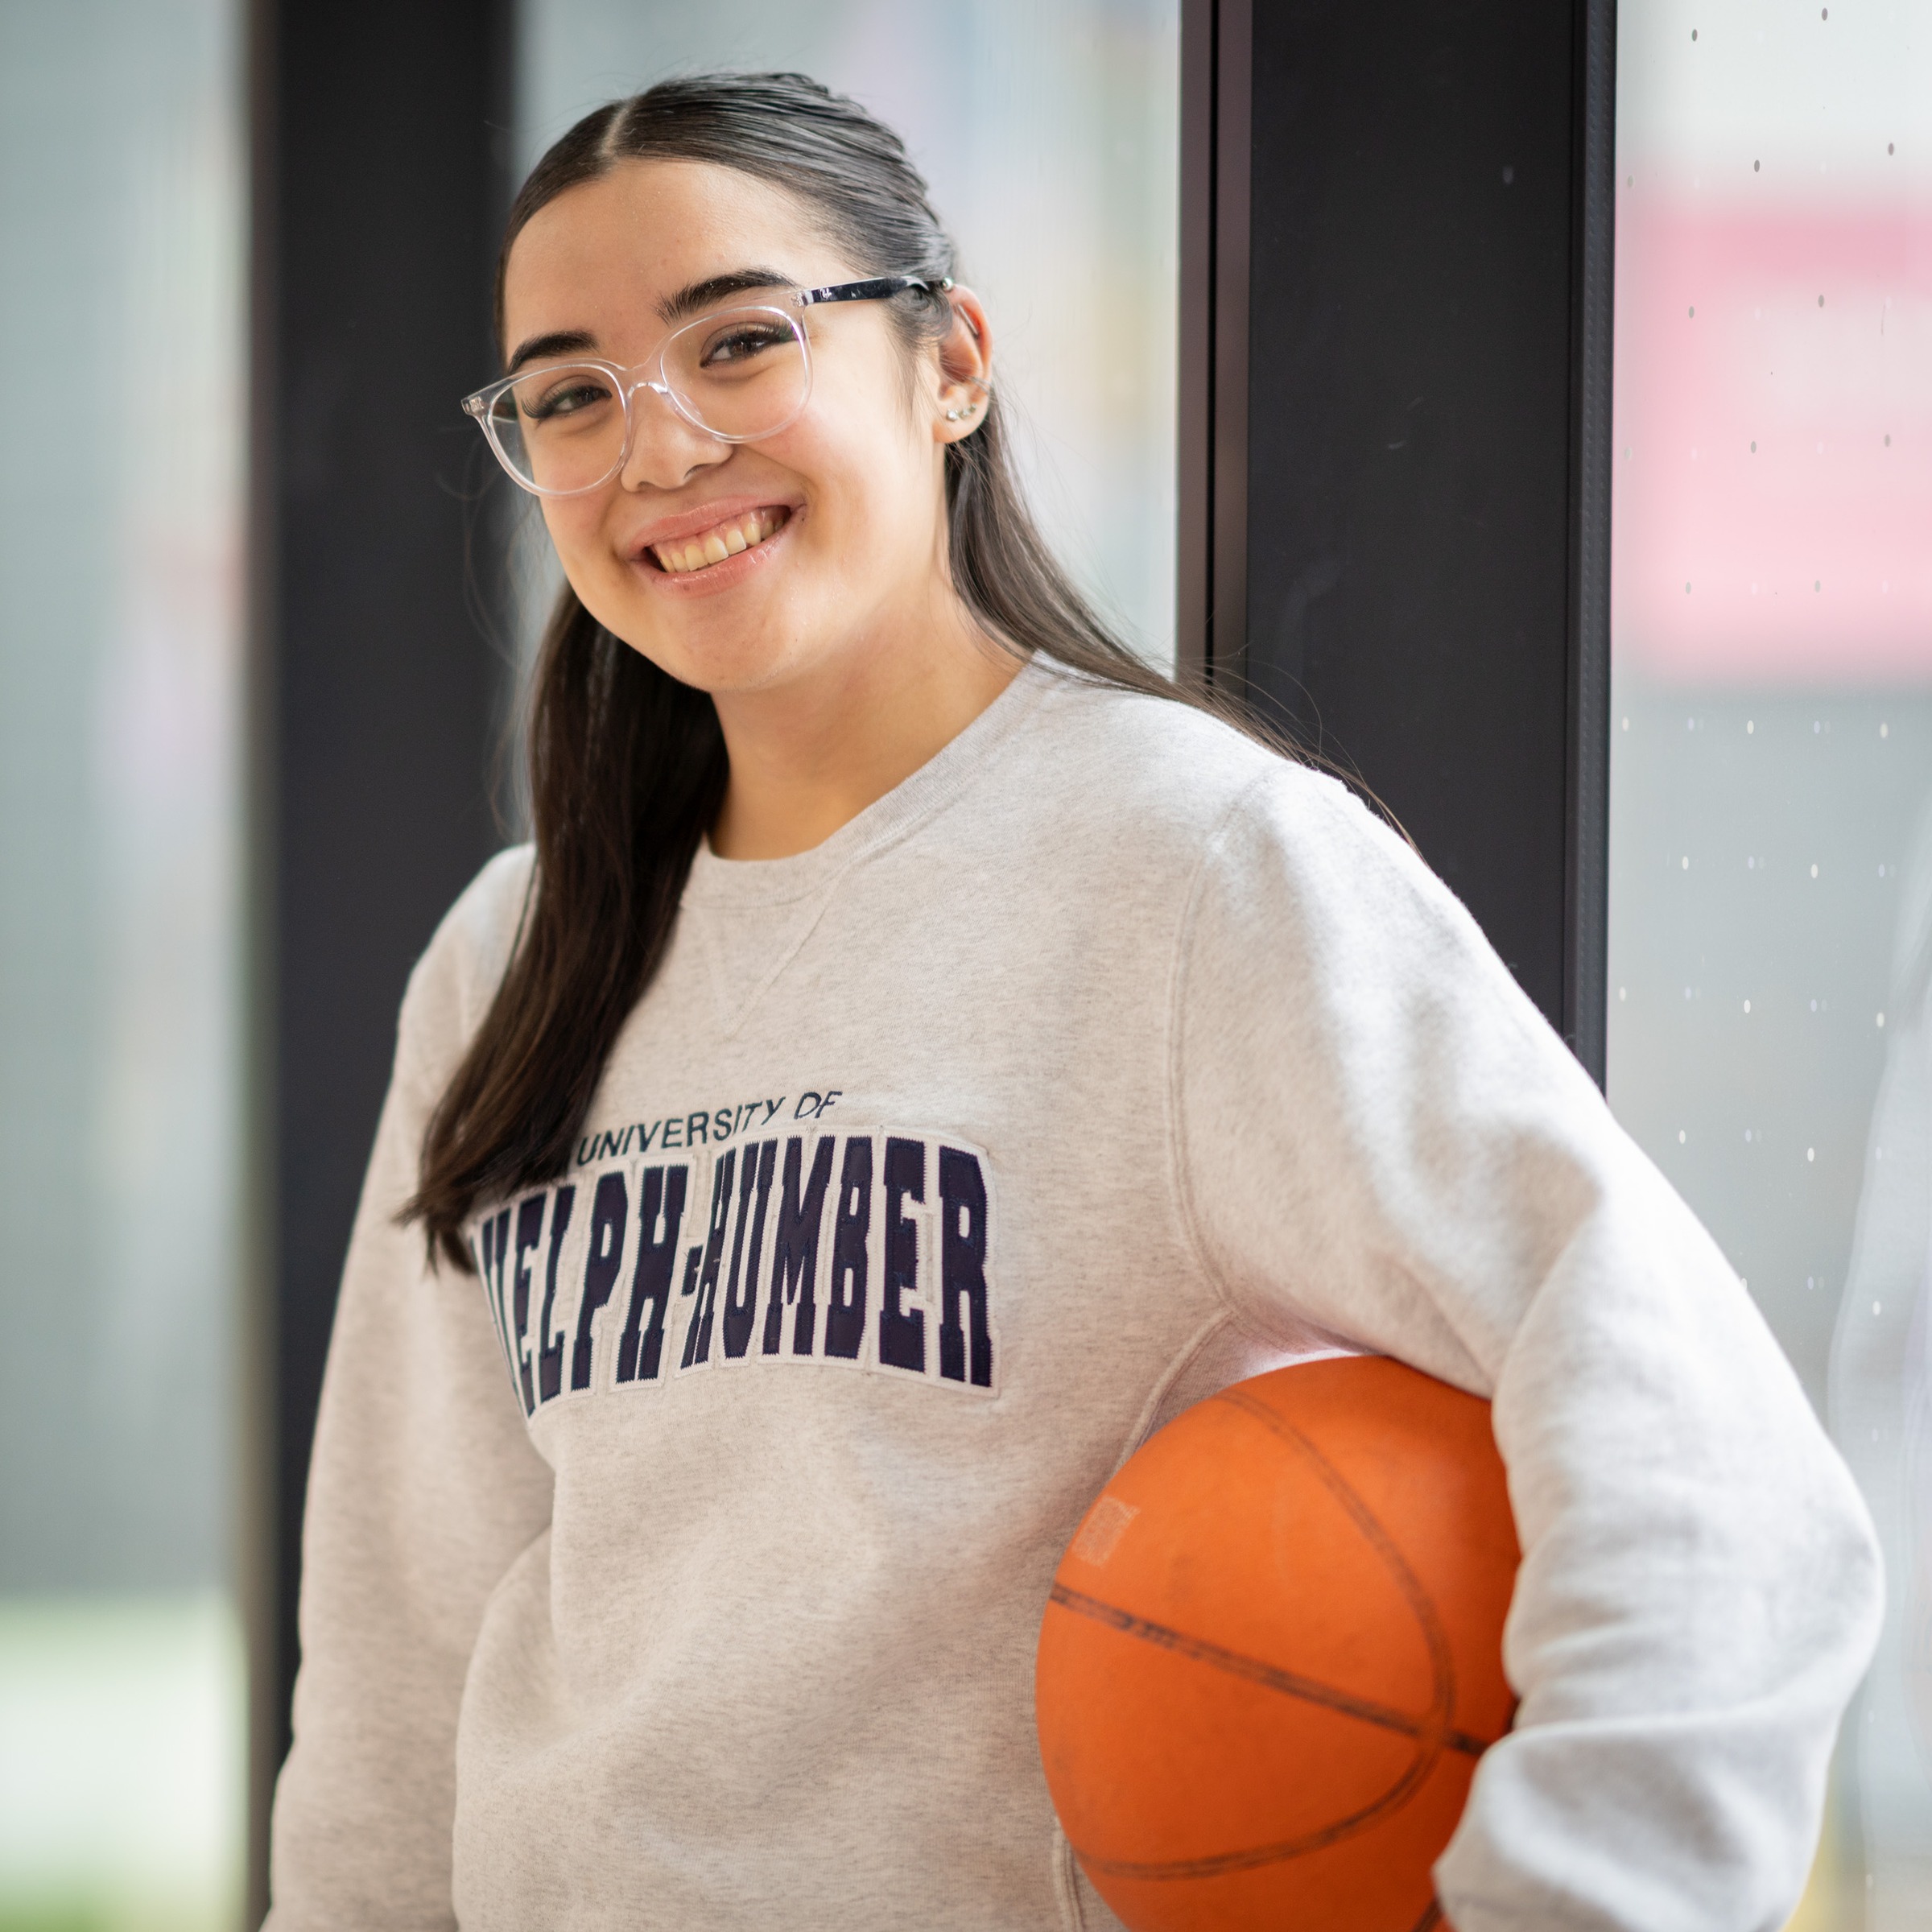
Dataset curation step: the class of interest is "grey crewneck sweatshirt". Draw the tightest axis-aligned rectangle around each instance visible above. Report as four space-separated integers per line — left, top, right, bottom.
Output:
267 659 1880 1931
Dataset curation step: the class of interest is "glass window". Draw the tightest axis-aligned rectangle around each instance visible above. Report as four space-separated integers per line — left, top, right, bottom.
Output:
513 0 1181 671
0 1 246 1924
1609 3 1932 1922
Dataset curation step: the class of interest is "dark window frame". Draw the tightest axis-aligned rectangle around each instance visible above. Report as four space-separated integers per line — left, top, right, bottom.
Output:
1180 0 1616 1071
246 0 515 1913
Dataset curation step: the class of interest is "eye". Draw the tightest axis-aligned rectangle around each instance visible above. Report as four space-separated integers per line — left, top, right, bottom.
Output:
698 321 793 368
517 371 617 422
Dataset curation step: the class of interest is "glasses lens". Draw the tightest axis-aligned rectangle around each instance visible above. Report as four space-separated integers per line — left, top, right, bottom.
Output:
663 307 809 441
493 365 625 493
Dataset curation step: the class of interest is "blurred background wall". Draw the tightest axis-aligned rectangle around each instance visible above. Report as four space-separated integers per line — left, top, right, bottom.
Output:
0 1 247 1926
1606 4 1932 1921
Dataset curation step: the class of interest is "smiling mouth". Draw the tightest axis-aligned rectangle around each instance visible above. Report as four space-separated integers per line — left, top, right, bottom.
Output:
649 506 791 576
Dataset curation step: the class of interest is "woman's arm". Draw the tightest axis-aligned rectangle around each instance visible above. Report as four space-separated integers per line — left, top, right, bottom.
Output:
266 872 555 1930
1172 770 1880 1932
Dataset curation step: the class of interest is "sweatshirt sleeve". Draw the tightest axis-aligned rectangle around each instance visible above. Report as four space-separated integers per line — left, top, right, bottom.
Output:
266 856 555 1930
1171 770 1881 1932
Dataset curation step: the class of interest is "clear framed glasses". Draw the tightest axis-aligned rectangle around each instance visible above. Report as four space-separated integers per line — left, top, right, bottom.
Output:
462 274 945 497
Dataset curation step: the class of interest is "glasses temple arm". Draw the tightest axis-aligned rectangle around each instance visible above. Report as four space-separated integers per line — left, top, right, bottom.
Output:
795 274 952 308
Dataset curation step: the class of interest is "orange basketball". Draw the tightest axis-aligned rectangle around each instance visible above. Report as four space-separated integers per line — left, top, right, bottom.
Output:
1036 1356 1519 1931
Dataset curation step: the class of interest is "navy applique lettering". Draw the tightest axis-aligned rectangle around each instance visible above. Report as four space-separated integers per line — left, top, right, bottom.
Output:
475 1120 997 1412
616 1164 687 1384
680 1149 736 1369
939 1149 994 1388
825 1136 873 1361
572 1170 629 1392
536 1185 576 1405
510 1193 547 1414
766 1135 835 1356
723 1138 777 1360
477 1207 513 1376
878 1137 927 1374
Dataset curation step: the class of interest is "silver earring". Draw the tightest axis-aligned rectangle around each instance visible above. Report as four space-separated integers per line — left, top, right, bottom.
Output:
945 378 989 423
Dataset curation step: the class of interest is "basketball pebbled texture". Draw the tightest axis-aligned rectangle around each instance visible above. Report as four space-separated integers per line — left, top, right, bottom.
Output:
1035 1356 1520 1932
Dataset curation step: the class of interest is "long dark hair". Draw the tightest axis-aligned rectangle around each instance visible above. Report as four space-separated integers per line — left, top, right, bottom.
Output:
408 72 1236 1267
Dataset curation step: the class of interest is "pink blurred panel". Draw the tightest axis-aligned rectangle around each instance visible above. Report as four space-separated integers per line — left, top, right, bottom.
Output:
1612 196 1932 685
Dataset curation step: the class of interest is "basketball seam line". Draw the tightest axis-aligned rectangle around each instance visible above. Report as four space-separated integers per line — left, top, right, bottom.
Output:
1046 1584 1492 1760
1072 1724 1442 1880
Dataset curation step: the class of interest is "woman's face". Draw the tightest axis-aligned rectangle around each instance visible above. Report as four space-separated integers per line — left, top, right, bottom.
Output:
500 159 988 697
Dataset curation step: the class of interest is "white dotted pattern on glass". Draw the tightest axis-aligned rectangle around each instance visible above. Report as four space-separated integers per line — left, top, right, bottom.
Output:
1610 3 1932 1921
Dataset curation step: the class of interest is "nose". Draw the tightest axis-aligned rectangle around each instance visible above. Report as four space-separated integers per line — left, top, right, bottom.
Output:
616 382 730 493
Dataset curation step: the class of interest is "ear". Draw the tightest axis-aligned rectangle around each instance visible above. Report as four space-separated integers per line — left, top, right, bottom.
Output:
933 285 993 445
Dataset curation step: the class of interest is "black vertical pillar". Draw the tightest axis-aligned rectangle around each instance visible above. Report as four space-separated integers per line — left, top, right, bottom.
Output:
1567 0 1617 1081
247 0 512 1913
1183 0 1614 1069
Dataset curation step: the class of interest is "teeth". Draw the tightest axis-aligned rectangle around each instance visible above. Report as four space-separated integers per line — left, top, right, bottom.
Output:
653 509 786 576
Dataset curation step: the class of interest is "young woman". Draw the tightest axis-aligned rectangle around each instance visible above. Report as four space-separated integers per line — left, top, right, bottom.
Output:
267 74 1880 1932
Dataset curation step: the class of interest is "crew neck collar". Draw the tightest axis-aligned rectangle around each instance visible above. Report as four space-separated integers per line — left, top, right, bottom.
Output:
683 654 1060 910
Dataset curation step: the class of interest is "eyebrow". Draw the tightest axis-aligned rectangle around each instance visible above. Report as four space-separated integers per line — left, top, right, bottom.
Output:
504 267 798 375
506 328 597 374
657 266 795 324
